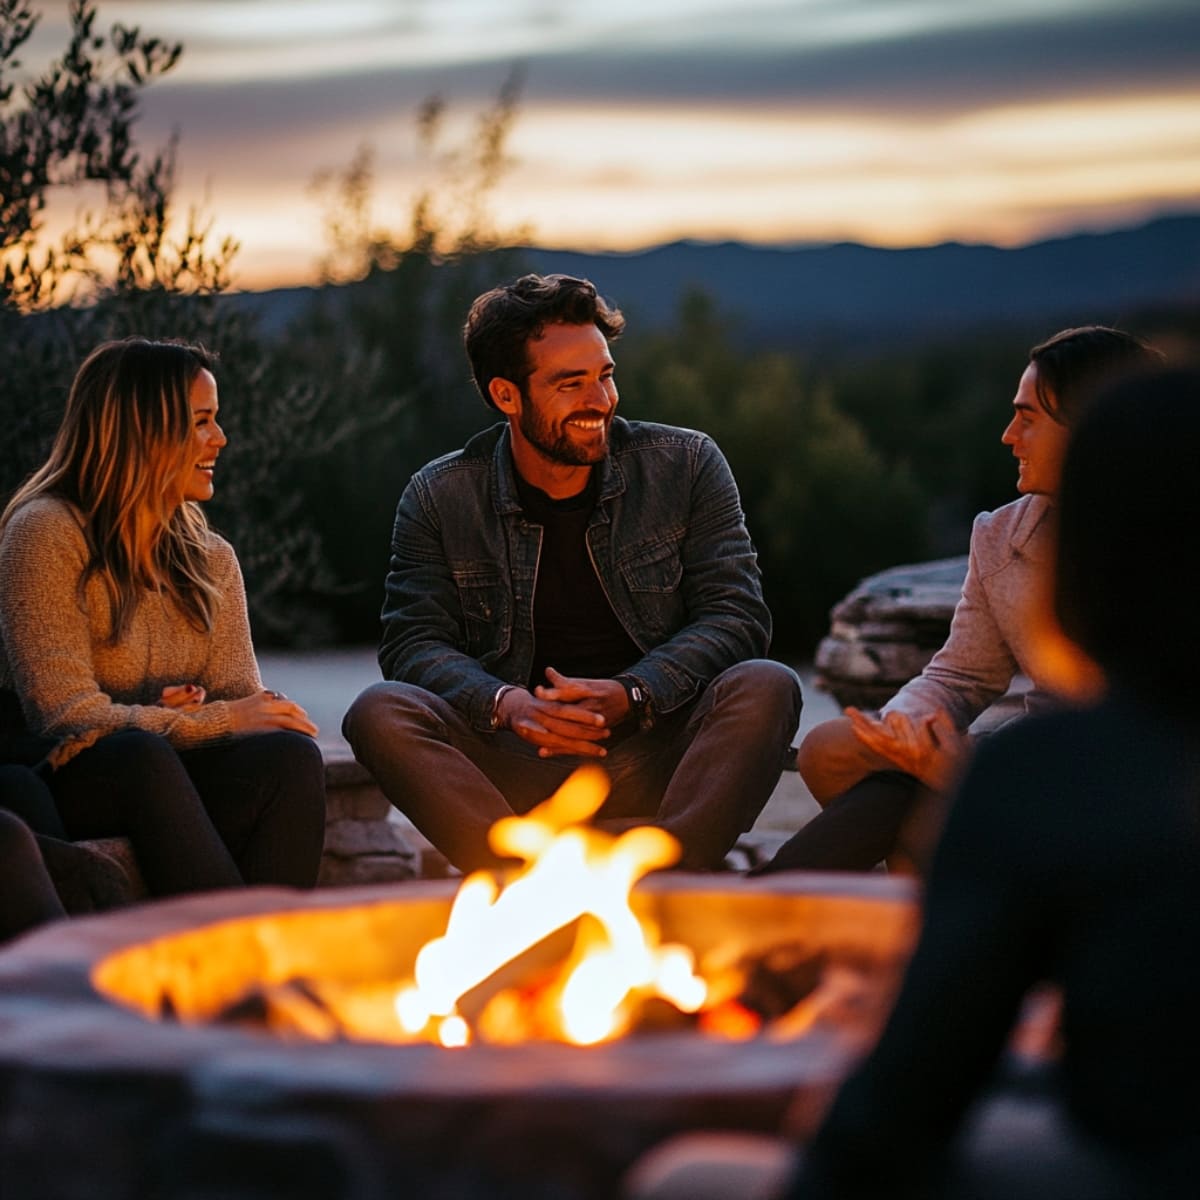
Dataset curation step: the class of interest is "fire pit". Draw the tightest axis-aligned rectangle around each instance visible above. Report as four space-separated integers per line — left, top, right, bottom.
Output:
0 867 915 1199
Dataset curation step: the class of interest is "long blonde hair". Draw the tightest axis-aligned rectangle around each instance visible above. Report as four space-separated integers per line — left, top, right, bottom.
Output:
1 337 224 641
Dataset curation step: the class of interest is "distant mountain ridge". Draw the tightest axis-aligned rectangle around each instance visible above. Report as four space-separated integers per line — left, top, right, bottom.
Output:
522 213 1200 346
235 212 1200 349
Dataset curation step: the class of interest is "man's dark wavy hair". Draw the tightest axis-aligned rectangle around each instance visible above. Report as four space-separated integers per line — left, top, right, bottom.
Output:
464 273 625 409
1028 325 1163 426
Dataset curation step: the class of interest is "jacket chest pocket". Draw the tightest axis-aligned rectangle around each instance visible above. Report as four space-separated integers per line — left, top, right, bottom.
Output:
452 565 511 659
617 535 685 641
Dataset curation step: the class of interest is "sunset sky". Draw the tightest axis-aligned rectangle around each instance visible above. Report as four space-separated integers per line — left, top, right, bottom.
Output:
22 0 1200 290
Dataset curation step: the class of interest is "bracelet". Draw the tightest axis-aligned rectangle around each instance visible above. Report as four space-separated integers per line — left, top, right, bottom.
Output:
490 684 518 730
616 675 654 731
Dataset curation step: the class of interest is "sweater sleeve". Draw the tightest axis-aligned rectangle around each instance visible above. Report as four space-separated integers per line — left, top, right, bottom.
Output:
0 501 257 768
882 510 1020 731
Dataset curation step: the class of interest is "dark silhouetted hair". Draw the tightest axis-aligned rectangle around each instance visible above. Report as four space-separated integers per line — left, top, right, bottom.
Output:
1054 366 1200 711
1029 325 1163 426
463 273 625 408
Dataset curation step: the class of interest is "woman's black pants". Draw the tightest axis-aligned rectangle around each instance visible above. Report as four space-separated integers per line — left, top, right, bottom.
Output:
46 729 326 896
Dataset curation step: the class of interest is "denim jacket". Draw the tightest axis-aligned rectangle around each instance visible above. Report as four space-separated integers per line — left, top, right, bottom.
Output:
378 417 772 731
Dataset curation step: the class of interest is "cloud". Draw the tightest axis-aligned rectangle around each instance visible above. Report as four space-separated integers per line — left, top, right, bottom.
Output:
128 0 1200 155
501 3 1200 114
20 0 1200 286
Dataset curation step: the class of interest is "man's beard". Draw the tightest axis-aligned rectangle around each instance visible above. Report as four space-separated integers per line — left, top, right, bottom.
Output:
518 402 608 466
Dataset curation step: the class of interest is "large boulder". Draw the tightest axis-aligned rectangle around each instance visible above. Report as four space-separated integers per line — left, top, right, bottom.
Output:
814 556 968 710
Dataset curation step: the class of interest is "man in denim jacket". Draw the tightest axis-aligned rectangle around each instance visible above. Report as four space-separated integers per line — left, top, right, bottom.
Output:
344 273 801 872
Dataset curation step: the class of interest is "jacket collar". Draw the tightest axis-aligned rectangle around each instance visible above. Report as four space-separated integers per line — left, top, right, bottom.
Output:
490 418 629 514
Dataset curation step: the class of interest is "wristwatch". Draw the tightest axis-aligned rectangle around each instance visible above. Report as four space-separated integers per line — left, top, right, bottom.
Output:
617 676 655 731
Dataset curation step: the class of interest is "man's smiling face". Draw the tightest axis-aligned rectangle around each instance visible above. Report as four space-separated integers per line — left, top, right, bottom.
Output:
1001 362 1071 497
506 321 619 487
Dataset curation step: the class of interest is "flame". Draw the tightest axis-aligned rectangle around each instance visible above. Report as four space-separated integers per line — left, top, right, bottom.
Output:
394 766 707 1046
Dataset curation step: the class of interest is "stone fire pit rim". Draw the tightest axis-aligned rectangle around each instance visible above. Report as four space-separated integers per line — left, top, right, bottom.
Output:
0 872 917 1102
2 870 917 969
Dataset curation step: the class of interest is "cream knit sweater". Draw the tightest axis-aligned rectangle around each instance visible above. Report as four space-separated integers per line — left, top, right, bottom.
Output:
0 496 263 768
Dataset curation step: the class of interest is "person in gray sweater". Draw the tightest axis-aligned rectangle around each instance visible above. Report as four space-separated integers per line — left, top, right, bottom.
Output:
758 325 1162 874
0 337 325 896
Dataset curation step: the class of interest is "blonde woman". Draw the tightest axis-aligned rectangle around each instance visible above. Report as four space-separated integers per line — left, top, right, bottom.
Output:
0 337 325 896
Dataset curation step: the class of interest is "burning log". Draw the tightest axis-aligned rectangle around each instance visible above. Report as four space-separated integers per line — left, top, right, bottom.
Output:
209 938 882 1048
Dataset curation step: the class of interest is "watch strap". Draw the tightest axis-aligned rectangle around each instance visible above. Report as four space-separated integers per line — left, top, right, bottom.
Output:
616 675 654 731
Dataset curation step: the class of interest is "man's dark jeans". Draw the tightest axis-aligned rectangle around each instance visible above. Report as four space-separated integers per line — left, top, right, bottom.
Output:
345 660 802 873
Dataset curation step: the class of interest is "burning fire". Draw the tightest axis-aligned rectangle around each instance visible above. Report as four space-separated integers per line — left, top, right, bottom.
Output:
393 766 708 1047
140 767 874 1049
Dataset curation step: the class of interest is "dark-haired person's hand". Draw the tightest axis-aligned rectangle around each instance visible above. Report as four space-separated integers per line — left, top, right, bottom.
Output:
227 689 319 738
846 706 969 793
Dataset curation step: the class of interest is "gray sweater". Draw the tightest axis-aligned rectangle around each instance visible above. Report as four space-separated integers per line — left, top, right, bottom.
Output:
883 493 1057 732
0 496 262 768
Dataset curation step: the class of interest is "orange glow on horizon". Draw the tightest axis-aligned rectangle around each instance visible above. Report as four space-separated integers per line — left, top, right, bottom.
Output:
149 85 1200 291
12 8 1199 296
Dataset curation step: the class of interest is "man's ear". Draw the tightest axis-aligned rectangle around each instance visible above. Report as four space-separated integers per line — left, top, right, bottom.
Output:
489 377 520 413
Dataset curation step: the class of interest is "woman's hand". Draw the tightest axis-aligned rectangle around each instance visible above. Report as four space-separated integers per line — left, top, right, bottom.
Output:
227 689 319 738
158 683 206 712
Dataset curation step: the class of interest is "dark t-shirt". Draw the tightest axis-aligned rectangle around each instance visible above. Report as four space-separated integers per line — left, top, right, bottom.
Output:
513 469 641 690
